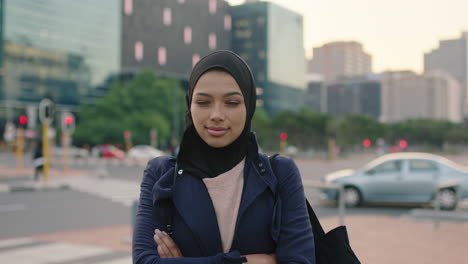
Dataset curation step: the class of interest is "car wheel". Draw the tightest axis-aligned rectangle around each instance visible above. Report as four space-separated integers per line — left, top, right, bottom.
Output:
437 189 458 211
342 186 361 207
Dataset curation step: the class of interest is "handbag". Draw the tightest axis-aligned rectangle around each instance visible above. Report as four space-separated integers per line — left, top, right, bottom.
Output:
269 154 361 264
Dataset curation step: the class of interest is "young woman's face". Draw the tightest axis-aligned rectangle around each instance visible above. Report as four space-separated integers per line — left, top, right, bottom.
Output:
191 70 247 148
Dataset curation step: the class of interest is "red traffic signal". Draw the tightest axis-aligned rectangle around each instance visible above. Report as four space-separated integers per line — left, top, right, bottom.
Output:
123 131 132 140
19 115 28 125
362 139 371 148
280 132 288 141
399 139 408 150
64 115 74 125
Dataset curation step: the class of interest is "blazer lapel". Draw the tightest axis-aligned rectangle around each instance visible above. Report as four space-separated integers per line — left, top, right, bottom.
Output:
172 173 223 255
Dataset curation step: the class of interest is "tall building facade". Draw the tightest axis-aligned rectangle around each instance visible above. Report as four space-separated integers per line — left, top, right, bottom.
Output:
381 71 463 123
308 41 372 82
2 0 121 107
230 1 306 115
121 0 231 80
424 32 468 114
305 74 326 113
326 75 381 119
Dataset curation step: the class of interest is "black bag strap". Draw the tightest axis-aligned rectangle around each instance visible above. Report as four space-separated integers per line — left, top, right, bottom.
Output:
269 154 326 239
165 162 178 235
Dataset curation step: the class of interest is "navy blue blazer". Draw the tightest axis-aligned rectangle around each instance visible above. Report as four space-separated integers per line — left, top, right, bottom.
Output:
133 137 315 264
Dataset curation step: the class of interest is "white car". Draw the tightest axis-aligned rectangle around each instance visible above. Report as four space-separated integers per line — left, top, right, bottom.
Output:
127 145 166 162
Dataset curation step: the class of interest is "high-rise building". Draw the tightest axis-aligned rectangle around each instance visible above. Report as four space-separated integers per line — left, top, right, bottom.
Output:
308 41 372 82
230 1 306 115
325 75 381 119
424 32 468 114
1 0 121 107
305 74 326 113
381 71 463 123
121 0 231 80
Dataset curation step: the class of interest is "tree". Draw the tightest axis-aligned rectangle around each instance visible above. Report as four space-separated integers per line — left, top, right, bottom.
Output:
73 71 185 147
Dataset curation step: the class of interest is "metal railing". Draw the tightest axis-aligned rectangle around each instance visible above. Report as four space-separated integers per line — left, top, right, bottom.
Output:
302 180 346 226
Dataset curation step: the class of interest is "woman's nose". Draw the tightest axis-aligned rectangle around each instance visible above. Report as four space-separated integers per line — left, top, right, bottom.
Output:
209 104 225 121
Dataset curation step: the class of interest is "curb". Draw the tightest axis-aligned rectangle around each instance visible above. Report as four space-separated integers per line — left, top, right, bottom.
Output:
402 208 468 221
0 183 70 193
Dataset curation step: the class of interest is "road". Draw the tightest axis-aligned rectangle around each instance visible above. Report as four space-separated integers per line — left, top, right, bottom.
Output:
1 152 468 263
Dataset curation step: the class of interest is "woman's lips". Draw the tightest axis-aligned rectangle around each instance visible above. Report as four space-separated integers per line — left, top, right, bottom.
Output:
207 127 228 137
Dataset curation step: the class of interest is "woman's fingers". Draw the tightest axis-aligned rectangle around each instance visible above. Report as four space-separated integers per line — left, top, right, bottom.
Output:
160 231 183 257
154 229 182 258
154 232 172 258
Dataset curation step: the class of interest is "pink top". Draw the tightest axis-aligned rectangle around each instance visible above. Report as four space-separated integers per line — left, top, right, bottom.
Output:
202 158 245 253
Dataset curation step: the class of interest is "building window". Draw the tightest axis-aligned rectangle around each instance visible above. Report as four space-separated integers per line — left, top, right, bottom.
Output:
184 27 192 44
209 0 217 14
178 0 186 3
124 0 133 15
192 54 201 67
158 47 167 65
135 41 143 61
163 8 172 25
224 15 231 31
209 33 217 50
258 50 265 59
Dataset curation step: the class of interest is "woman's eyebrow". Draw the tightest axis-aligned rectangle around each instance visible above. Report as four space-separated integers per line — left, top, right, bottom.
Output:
194 92 212 97
223 92 242 97
194 92 242 98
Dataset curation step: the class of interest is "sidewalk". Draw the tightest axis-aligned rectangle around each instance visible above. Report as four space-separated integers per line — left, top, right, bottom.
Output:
0 215 466 264
321 215 468 264
0 165 92 193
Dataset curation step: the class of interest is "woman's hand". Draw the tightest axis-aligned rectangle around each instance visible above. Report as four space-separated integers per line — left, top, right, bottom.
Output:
154 229 183 258
244 254 277 264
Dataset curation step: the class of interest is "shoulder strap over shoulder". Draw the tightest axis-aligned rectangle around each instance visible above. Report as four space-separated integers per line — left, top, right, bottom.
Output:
268 154 326 238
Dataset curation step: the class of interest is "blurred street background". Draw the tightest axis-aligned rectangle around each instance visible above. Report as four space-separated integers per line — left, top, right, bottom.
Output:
1 0 468 263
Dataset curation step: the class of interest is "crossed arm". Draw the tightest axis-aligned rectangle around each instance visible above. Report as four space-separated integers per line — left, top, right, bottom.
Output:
154 229 277 264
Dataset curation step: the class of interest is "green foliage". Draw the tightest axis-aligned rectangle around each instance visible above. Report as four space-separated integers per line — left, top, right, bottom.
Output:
250 108 468 152
333 115 388 148
73 71 184 146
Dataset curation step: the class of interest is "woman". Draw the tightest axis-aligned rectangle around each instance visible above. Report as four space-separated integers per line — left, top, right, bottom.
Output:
133 51 315 264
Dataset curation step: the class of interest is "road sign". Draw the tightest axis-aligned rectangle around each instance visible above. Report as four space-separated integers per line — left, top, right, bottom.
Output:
3 122 15 142
39 98 55 125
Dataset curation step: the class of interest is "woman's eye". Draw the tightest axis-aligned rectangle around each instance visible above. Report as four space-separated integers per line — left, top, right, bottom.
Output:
196 101 210 105
226 101 240 105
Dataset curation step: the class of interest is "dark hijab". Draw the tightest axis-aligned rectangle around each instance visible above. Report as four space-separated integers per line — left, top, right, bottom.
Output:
177 51 256 179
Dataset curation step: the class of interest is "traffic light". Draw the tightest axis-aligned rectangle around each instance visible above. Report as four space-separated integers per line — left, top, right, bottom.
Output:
61 112 75 134
64 115 74 125
280 132 288 141
123 131 132 140
399 139 408 150
362 139 372 148
19 115 28 126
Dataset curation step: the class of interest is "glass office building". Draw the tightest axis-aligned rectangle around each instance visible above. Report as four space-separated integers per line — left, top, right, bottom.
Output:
231 1 306 115
121 0 231 80
1 0 121 106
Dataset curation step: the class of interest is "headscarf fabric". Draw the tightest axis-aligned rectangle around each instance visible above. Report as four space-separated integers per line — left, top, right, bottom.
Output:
177 51 257 179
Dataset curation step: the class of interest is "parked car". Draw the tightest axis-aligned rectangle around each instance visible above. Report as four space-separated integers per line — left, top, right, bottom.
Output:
127 145 166 162
54 146 89 158
321 152 468 210
92 144 125 159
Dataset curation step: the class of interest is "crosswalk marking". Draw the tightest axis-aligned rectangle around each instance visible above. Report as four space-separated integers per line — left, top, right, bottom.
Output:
0 243 111 264
0 238 131 264
0 237 34 249
95 256 133 264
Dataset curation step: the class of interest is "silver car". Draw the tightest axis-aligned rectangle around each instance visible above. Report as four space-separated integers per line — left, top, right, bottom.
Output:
322 152 468 210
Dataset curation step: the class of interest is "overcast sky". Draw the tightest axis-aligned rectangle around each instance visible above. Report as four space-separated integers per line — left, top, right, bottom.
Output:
227 0 468 73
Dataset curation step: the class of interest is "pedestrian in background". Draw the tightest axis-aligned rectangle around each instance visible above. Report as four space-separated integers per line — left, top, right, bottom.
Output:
33 140 44 181
133 51 315 264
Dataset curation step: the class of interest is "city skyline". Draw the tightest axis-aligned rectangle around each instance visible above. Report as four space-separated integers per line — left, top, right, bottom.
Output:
227 0 468 73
